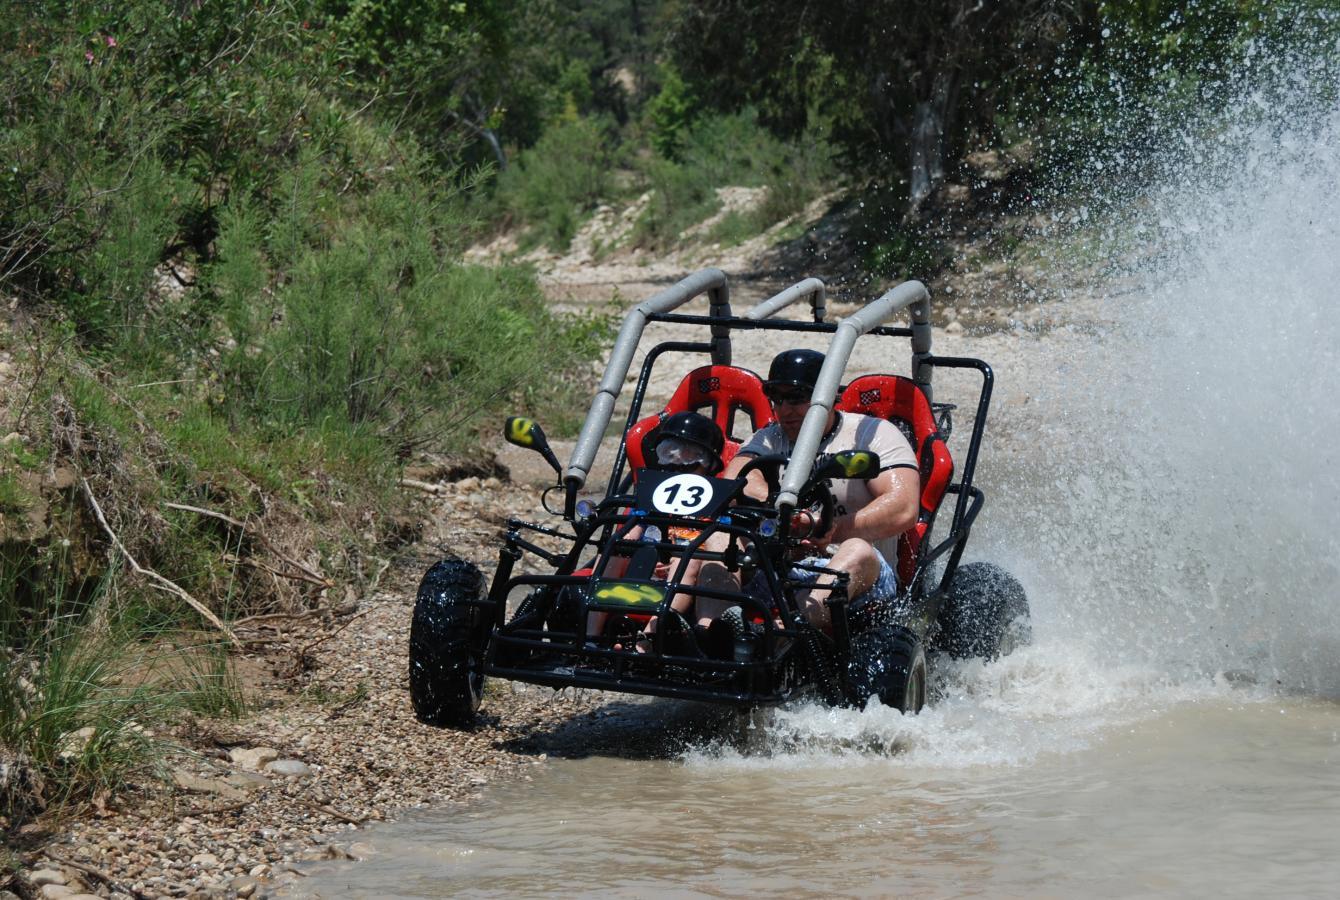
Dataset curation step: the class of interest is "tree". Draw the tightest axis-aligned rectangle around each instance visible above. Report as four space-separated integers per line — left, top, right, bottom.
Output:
670 0 1086 211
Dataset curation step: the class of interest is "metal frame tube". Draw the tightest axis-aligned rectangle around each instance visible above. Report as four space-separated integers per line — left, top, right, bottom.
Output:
565 268 730 491
744 277 827 323
775 280 930 512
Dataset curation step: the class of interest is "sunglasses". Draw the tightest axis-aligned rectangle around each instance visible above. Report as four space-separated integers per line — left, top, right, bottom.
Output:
766 389 811 406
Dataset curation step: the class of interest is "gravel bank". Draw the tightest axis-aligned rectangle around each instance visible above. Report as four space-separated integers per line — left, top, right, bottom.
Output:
16 477 600 900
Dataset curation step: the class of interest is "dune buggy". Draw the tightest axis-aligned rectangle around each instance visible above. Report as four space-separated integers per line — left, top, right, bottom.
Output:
409 270 1029 727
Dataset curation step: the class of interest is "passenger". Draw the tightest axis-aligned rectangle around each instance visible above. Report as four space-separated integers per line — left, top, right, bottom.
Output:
588 412 725 651
700 349 921 633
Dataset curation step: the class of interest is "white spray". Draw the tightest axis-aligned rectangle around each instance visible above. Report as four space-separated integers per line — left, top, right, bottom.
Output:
984 34 1340 698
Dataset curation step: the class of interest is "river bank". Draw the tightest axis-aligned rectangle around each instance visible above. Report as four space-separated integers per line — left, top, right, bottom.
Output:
11 471 607 899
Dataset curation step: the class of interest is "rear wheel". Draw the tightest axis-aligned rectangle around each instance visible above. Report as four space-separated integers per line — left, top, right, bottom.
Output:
846 624 927 713
937 562 1031 660
409 558 488 727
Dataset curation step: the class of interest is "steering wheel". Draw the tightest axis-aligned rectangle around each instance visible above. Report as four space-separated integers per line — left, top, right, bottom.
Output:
738 454 836 543
792 476 836 543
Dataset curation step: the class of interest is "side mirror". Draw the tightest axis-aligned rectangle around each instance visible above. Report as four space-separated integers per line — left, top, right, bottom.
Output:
504 416 561 477
813 450 881 480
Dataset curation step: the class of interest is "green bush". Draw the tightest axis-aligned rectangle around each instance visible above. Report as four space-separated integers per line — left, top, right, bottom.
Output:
492 116 617 251
0 546 244 826
631 109 836 249
645 66 697 160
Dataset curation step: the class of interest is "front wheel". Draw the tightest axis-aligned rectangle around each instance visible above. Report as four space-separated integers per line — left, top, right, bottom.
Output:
936 562 1031 660
846 624 927 713
409 558 488 727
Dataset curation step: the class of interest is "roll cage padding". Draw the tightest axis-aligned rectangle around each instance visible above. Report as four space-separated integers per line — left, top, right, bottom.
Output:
837 374 954 586
625 365 776 471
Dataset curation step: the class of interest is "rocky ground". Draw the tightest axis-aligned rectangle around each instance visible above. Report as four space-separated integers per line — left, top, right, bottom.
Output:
10 472 609 900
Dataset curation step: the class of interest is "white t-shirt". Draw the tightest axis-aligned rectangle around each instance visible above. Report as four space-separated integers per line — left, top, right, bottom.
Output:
737 411 918 561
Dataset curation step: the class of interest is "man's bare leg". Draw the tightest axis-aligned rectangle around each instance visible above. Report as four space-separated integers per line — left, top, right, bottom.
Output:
798 538 880 632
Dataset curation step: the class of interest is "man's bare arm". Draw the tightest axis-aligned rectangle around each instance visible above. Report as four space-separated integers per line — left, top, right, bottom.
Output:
722 453 770 501
831 468 920 543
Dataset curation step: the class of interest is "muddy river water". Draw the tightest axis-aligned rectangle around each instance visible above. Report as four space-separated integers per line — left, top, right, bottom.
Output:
289 687 1339 898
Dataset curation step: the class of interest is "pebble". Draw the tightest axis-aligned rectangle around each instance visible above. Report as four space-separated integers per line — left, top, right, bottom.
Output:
29 871 67 886
229 747 279 771
39 886 75 899
346 842 378 860
264 759 312 778
56 726 96 760
26 476 598 898
229 876 259 898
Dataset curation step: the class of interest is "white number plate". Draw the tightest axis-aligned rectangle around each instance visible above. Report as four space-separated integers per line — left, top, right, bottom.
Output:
651 473 714 516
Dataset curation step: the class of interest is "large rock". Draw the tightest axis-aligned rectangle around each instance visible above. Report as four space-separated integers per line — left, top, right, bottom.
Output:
171 769 247 801
229 875 259 898
223 771 271 793
228 747 279 771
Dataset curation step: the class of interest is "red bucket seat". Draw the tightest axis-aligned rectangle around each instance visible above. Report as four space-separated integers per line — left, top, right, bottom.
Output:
625 365 776 471
836 375 954 586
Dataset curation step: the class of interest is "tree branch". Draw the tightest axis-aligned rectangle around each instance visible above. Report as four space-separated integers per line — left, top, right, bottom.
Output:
83 481 239 646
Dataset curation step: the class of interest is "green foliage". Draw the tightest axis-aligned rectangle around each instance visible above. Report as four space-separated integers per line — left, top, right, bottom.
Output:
0 546 244 826
176 641 245 719
487 103 836 253
0 472 33 516
645 66 697 160
0 0 621 828
863 230 943 283
1031 1 1340 203
670 1 1083 209
631 109 836 249
1 1 338 341
3 0 607 452
493 116 617 250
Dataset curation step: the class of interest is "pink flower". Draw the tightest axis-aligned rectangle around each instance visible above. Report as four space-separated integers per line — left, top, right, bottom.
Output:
105 35 117 47
85 51 94 63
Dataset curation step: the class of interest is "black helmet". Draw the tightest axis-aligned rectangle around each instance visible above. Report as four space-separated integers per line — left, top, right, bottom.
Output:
765 349 825 393
646 412 724 474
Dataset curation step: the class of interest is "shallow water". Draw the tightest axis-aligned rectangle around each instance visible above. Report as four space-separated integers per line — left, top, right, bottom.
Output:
288 689 1340 899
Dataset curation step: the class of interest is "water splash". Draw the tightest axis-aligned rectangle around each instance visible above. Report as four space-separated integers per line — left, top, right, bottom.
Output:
987 29 1340 697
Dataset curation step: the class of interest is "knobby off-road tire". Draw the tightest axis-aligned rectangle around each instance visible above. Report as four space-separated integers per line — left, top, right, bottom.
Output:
409 558 488 728
846 624 927 714
937 561 1031 660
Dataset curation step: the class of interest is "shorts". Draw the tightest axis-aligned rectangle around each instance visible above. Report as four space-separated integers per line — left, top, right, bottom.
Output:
746 548 898 614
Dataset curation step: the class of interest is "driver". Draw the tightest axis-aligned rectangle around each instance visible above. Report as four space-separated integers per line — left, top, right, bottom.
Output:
589 411 725 651
708 348 921 632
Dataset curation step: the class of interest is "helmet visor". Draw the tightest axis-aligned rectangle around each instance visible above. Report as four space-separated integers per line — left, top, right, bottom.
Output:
655 436 712 470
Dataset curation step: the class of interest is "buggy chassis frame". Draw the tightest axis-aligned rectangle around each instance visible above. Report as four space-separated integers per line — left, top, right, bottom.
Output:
477 269 995 707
